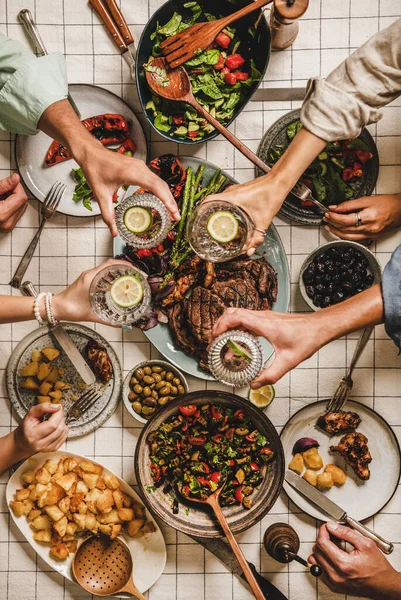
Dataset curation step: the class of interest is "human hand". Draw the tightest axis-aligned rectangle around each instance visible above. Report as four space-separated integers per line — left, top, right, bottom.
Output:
210 308 322 387
0 173 28 232
309 522 401 599
52 258 132 323
14 403 69 456
77 141 180 236
206 173 288 255
323 194 401 240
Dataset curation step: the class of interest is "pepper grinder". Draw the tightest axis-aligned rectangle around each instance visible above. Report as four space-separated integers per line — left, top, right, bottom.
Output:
264 522 322 577
270 0 309 49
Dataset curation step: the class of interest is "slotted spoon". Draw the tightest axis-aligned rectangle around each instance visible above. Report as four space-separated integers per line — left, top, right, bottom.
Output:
146 57 326 213
161 0 273 69
72 535 146 599
178 482 265 600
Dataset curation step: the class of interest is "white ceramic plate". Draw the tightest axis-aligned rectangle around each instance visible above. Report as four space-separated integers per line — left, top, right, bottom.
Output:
16 84 148 218
6 451 166 597
281 400 401 522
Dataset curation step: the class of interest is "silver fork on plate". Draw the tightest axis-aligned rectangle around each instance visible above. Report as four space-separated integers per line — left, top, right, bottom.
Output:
292 180 329 214
9 182 66 289
326 326 374 413
65 389 101 425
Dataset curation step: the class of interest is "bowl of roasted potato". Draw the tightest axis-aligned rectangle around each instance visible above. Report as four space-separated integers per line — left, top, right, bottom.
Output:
7 452 167 591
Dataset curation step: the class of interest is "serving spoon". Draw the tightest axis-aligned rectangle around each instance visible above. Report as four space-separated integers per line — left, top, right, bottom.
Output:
145 58 327 214
178 481 265 600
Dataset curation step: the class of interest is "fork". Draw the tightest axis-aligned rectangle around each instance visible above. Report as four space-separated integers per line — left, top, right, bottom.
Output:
65 389 101 424
326 326 374 413
9 182 66 289
292 180 329 214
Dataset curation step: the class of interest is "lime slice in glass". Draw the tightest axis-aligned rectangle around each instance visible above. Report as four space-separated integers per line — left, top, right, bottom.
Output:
110 275 144 308
207 211 238 243
226 339 253 361
249 384 275 408
124 206 152 234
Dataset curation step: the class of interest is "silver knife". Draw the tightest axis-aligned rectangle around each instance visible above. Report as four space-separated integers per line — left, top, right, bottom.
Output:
18 9 81 119
252 87 306 102
189 535 288 600
20 281 96 386
285 471 393 554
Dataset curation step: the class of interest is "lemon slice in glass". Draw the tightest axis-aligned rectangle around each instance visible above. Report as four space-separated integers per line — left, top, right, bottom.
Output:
110 275 144 308
226 339 253 361
249 384 275 409
124 206 152 234
207 211 238 243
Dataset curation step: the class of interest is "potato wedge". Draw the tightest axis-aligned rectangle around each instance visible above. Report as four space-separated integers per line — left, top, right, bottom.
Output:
21 362 39 377
50 543 69 560
21 470 36 484
31 514 52 530
31 349 42 362
33 530 52 543
42 347 60 362
45 366 59 383
127 518 145 537
37 362 51 381
44 505 64 522
38 381 53 396
21 377 39 390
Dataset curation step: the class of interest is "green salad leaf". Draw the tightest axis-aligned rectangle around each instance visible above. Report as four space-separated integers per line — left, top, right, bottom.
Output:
157 12 182 36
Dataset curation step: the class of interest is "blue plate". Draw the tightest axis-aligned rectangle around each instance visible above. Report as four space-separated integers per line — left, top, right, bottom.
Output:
113 156 290 380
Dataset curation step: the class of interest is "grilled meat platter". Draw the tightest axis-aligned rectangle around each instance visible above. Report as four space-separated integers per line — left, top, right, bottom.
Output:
115 154 278 372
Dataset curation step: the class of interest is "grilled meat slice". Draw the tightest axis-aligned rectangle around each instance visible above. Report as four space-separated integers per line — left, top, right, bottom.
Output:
330 432 372 480
161 255 203 307
211 278 261 310
187 287 225 345
86 339 113 383
167 301 198 357
317 411 361 435
215 256 278 306
204 261 215 288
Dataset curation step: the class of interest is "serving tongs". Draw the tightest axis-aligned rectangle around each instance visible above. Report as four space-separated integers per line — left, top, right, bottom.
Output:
18 9 81 118
89 0 136 81
146 57 327 214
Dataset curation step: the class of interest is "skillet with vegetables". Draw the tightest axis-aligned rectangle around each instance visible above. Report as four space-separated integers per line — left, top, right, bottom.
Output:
139 0 268 142
147 403 275 512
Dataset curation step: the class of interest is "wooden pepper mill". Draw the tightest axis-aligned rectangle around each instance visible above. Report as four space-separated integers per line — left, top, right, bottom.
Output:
264 522 322 577
270 0 309 49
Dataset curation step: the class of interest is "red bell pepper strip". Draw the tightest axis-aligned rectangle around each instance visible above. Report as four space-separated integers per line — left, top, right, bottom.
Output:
117 138 136 156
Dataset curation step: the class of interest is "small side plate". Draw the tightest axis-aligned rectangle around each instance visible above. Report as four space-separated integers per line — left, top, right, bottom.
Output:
6 323 122 437
16 83 148 218
256 109 379 225
281 399 401 521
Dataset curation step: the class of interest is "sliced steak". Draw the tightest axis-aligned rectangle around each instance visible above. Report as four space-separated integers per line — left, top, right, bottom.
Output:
215 256 278 305
167 301 198 356
187 286 225 345
211 278 260 310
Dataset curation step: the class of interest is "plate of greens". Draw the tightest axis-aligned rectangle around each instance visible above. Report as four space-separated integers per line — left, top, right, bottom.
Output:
16 84 147 217
257 109 379 225
136 0 270 143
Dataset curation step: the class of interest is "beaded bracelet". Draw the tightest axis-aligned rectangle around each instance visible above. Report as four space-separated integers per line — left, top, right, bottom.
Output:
33 292 47 326
45 292 58 328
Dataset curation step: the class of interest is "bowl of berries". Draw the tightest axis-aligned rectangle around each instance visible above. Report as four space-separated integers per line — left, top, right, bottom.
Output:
299 240 382 311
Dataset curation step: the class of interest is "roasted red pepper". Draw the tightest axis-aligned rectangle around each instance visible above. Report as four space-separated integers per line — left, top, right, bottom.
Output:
117 138 136 156
225 53 245 70
234 409 245 420
45 113 129 167
188 131 199 138
216 32 231 49
136 248 153 258
213 433 224 443
197 476 210 487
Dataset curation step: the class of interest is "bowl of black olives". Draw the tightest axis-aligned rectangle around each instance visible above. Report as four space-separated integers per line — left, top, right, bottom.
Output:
300 241 382 311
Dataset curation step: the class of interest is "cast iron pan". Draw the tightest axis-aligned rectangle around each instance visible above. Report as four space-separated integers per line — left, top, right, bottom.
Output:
256 109 380 225
136 0 270 144
135 390 284 538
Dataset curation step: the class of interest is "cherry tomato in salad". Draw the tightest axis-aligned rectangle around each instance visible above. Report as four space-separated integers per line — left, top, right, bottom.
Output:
213 433 224 443
179 405 198 417
225 427 235 440
150 463 161 481
156 244 165 252
188 131 199 138
112 190 119 203
225 53 245 70
216 32 231 49
355 149 373 163
212 406 224 420
246 433 256 442
234 71 249 81
250 463 260 472
260 447 275 461
197 476 210 487
188 435 207 446
224 72 237 85
234 409 245 420
136 248 152 258
214 53 226 70
235 487 243 503
227 459 235 466
210 471 222 483
172 115 186 125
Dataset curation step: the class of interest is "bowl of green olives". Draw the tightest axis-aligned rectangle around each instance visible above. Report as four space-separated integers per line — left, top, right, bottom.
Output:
123 360 189 424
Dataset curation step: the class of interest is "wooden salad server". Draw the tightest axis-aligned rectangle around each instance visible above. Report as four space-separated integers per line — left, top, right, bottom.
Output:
161 0 273 69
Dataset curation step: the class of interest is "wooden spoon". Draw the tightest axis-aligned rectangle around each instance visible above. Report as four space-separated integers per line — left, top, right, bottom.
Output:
178 482 265 600
72 535 146 599
161 0 273 69
145 57 270 174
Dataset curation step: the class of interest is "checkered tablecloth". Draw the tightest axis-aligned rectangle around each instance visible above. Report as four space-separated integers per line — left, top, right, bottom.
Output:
0 1 401 598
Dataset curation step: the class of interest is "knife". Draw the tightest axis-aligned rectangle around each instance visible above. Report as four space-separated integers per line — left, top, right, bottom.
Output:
20 282 96 386
18 9 81 119
285 471 393 554
252 87 306 102
190 535 288 600
89 0 136 81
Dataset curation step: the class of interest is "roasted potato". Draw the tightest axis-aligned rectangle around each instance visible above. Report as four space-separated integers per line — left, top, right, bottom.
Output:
21 470 35 484
49 389 63 402
44 505 64 522
38 381 53 396
104 473 119 490
97 489 114 513
35 467 51 485
9 501 26 517
43 460 58 475
31 349 42 362
21 377 40 390
45 366 59 383
54 381 70 391
31 514 52 530
37 395 52 404
303 447 324 470
324 464 346 485
37 362 51 381
33 530 52 543
42 347 60 362
288 453 304 474
21 362 39 377
127 518 145 537
15 488 30 502
317 472 334 490
53 516 68 538
79 460 103 475
303 469 318 487
50 543 69 560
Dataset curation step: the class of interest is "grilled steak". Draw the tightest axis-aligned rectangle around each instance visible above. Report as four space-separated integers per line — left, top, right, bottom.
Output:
330 432 372 480
211 278 261 310
216 256 278 305
317 411 361 435
167 301 198 357
187 287 225 345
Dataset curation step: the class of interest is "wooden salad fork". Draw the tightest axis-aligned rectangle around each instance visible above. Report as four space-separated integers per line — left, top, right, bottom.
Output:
161 0 273 69
178 481 265 600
